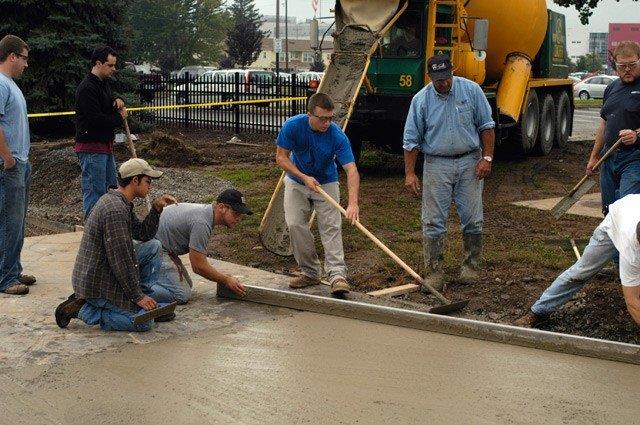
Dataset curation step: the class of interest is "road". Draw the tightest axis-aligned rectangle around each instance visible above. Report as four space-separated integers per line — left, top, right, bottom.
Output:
571 107 600 141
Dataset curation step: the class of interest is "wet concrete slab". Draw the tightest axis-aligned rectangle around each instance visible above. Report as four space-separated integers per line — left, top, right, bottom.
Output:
3 233 640 423
512 192 603 219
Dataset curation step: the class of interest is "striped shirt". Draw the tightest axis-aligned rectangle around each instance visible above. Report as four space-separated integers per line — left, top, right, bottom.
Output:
72 190 160 311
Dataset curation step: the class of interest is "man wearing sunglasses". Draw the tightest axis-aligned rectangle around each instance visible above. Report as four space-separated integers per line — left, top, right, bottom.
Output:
276 93 360 296
586 41 640 218
74 45 127 218
0 35 34 296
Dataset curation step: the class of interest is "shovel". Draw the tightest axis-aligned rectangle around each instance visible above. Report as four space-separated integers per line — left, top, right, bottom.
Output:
316 187 469 314
123 117 152 212
550 138 622 219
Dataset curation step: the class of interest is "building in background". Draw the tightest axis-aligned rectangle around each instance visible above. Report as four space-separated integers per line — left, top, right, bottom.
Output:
589 32 609 64
251 38 333 72
609 23 640 54
566 25 589 63
261 15 333 40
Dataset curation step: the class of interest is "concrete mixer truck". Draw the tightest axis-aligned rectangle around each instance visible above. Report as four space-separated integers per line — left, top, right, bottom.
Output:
322 0 574 158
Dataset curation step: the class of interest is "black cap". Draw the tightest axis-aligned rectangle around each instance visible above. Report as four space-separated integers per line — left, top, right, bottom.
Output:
217 189 253 215
427 54 453 81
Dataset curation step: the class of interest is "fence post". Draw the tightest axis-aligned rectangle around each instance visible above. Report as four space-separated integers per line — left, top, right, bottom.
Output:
291 73 298 116
184 72 190 128
234 71 240 135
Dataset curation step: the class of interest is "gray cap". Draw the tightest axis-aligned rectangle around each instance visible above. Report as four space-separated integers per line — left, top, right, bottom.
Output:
427 54 453 81
118 158 163 179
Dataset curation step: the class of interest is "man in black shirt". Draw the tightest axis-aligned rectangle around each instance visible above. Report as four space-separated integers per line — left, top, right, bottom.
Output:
586 41 640 216
74 45 127 218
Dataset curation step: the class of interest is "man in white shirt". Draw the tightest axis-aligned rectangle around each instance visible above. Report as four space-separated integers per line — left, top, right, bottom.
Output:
516 194 640 327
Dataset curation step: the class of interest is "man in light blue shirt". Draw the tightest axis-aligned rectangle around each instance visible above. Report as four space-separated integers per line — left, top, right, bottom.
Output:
0 35 34 296
403 55 495 292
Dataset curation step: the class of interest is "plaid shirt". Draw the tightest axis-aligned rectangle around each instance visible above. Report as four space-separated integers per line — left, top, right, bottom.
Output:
72 190 160 311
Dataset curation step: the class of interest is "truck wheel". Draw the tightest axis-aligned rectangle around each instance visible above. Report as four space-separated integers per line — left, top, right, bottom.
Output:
512 90 539 155
554 91 571 148
533 94 556 156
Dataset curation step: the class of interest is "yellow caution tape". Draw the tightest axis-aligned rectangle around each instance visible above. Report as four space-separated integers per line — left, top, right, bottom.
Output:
27 96 307 119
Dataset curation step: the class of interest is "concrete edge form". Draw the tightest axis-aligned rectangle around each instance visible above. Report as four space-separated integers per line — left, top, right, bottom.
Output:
218 284 640 365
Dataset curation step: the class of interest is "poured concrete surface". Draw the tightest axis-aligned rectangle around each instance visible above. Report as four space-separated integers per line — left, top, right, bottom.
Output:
513 192 603 218
2 311 640 424
2 233 640 424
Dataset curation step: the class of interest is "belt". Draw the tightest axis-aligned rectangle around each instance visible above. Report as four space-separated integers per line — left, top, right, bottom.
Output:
430 150 478 159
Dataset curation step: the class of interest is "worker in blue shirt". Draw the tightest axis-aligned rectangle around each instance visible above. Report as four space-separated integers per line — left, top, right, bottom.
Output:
403 54 495 292
275 93 360 296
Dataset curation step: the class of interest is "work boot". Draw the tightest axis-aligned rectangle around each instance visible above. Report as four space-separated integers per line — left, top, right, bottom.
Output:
55 294 86 328
2 282 29 295
422 235 445 293
459 233 482 284
514 311 549 328
330 278 350 296
289 275 321 289
154 312 176 322
18 274 37 286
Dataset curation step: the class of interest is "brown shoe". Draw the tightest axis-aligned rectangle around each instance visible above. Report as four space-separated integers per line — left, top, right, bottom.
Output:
55 294 86 328
18 274 37 285
514 311 549 328
2 283 29 295
154 312 176 322
289 275 321 289
330 278 350 296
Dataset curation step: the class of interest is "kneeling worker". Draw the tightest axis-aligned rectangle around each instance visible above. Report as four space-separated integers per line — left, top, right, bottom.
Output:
152 189 251 302
55 158 177 331
516 194 640 328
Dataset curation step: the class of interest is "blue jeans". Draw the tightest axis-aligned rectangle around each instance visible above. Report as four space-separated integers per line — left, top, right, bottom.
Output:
134 239 177 303
154 247 192 304
77 152 117 218
78 298 153 332
531 225 616 316
422 151 483 238
599 157 640 216
0 161 31 290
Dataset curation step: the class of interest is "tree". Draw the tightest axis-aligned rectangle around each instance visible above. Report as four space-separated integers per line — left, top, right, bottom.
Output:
128 0 229 73
0 0 134 133
576 52 603 72
552 0 638 24
225 0 267 68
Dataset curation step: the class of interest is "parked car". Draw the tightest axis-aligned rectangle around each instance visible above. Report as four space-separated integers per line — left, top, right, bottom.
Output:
296 71 324 83
573 75 619 99
123 62 165 102
174 69 276 107
569 71 589 80
568 75 581 85
175 65 217 81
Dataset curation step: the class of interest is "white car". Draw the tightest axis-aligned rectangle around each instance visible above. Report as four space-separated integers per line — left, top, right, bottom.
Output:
296 71 324 83
573 75 619 99
175 69 275 106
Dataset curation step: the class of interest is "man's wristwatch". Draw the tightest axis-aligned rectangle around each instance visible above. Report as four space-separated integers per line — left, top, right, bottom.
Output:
483 156 493 163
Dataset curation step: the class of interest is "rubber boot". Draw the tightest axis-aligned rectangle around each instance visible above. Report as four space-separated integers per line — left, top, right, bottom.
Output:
422 235 445 293
459 233 482 284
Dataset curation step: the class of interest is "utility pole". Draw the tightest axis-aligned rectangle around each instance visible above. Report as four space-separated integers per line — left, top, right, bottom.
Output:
275 0 280 77
285 0 289 71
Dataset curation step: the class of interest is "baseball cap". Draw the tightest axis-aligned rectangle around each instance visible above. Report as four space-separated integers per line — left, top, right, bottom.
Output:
427 54 453 81
118 158 163 179
217 189 253 215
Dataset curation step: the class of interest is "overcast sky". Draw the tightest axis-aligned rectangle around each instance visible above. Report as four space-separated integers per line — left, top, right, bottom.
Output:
254 0 638 32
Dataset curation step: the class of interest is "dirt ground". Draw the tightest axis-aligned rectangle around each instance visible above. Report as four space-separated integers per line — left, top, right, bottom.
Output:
25 128 640 345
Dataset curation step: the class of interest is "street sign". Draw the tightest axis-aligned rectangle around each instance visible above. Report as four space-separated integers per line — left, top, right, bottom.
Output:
274 38 282 54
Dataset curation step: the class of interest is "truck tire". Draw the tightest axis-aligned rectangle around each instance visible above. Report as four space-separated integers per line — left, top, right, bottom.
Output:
533 94 556 156
512 90 540 155
554 91 571 148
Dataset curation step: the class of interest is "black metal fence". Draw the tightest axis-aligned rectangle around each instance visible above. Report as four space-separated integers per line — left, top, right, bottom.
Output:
138 71 312 134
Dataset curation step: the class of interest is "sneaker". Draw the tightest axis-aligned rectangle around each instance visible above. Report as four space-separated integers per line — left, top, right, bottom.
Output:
18 274 37 286
289 275 321 289
55 294 86 328
514 311 549 328
330 278 350 296
2 283 29 295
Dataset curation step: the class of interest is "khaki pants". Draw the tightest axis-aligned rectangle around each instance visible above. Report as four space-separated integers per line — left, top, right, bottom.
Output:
284 176 346 283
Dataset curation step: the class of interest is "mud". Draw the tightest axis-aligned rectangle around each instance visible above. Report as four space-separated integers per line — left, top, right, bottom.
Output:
136 131 206 167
